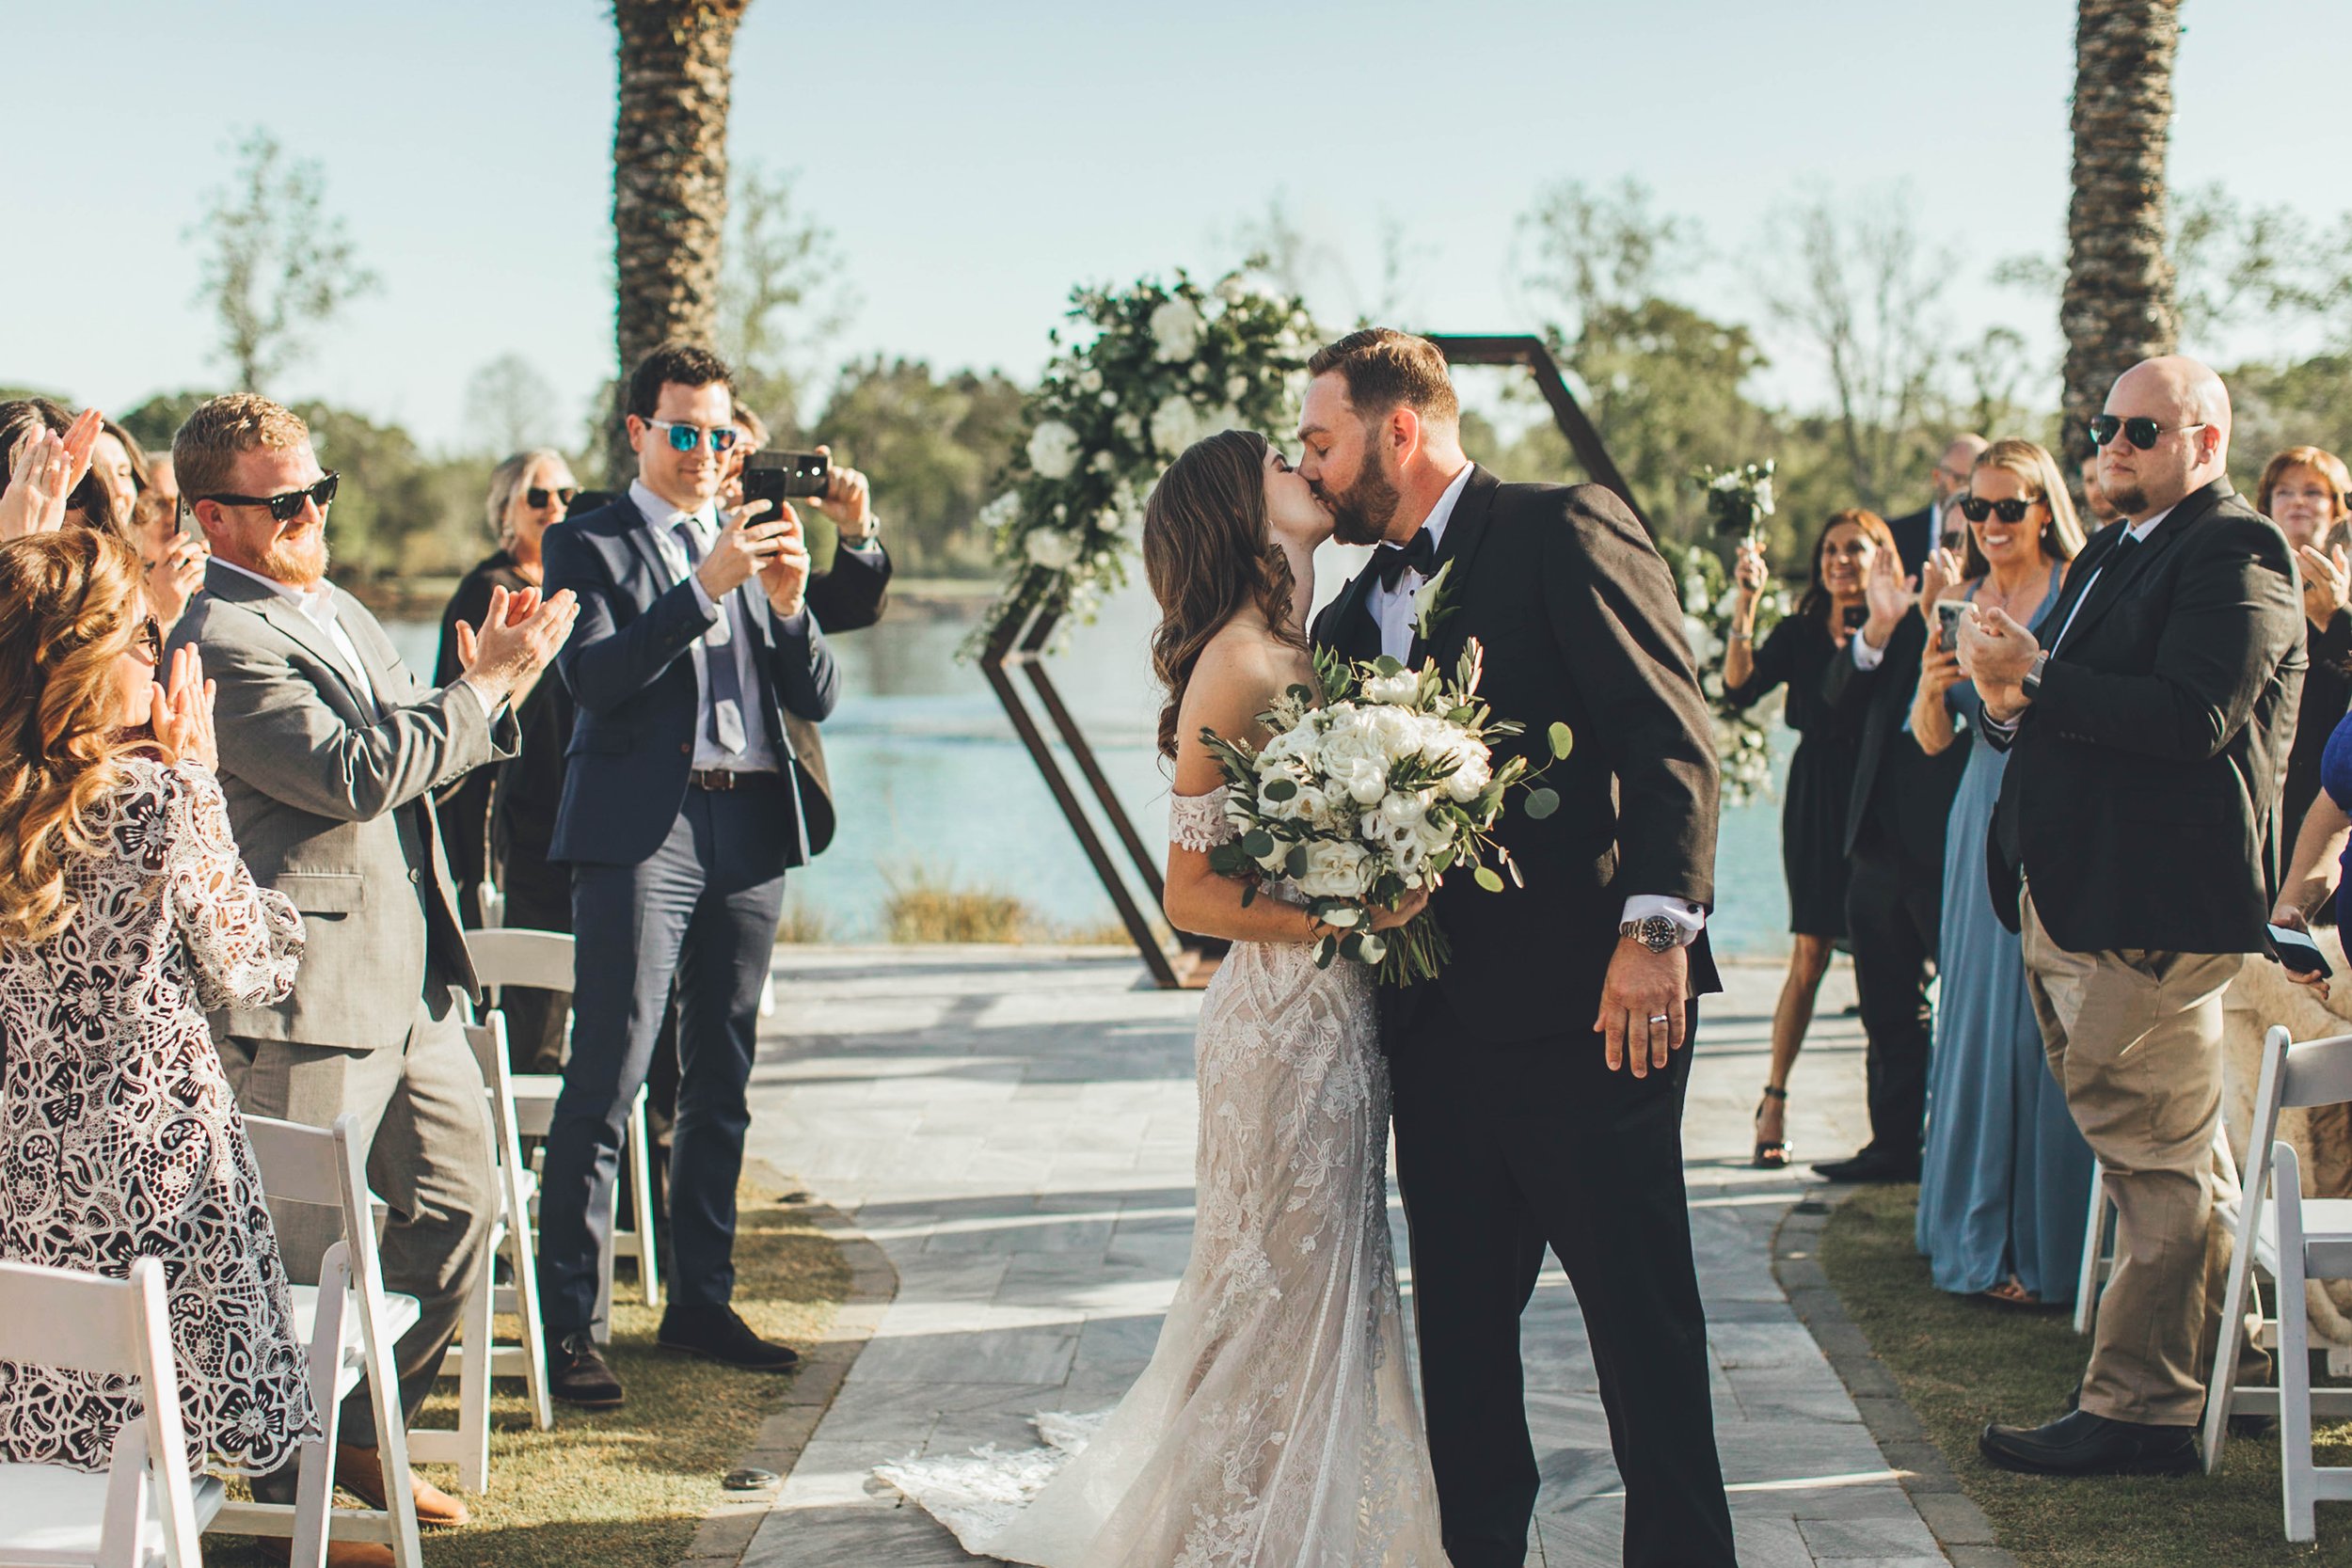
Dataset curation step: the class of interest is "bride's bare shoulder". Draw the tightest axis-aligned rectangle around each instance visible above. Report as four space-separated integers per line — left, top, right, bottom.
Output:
1179 620 1296 730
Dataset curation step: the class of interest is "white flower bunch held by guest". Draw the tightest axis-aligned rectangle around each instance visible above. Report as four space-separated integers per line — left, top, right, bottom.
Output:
1198 639 1566 982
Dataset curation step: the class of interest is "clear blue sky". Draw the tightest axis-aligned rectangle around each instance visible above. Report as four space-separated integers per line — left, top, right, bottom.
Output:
12 0 2347 451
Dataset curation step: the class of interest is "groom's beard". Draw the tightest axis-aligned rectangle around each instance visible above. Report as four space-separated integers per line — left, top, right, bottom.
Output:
1321 461 1400 546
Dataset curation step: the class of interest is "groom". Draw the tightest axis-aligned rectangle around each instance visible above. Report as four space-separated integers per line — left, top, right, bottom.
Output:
1304 330 1735 1568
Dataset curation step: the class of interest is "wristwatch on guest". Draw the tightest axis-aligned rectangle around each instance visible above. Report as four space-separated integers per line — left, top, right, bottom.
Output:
1619 913 1681 954
838 513 879 546
2020 650 2050 702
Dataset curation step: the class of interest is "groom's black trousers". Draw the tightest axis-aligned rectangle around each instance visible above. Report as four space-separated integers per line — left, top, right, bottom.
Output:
1390 991 1736 1568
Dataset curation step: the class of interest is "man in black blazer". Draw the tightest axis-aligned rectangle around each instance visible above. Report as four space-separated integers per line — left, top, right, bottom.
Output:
1303 330 1733 1568
1883 434 1990 577
535 344 841 1408
1811 538 1968 1182
1962 356 2304 1476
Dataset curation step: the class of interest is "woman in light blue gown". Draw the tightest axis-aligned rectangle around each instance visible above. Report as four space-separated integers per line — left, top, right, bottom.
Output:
1910 439 2093 1306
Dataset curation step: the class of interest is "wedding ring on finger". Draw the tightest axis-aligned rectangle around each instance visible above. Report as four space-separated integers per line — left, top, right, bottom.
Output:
1646 1014 1670 1026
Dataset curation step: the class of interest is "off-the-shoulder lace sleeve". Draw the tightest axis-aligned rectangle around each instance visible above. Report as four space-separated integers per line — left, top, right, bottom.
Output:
156 761 305 1010
1169 786 1239 851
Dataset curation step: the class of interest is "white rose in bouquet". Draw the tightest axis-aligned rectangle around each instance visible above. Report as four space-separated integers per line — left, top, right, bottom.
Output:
1361 669 1420 705
1027 420 1082 480
1296 840 1373 899
1409 815 1454 855
1151 396 1202 457
1367 705 1423 763
1024 529 1081 569
1378 790 1431 830
1150 298 1205 362
1441 752 1493 802
1343 758 1389 806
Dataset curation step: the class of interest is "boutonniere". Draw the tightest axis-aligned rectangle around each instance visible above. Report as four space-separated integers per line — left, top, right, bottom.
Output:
1411 560 1458 642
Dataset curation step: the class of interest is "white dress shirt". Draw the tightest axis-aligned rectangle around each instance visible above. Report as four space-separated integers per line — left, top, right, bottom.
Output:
630 479 786 775
1364 465 1702 943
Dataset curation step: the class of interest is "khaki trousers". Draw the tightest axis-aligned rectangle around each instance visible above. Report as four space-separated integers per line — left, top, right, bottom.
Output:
2020 890 2244 1426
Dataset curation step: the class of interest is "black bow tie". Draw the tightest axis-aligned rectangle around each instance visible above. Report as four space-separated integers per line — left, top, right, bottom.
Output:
1373 529 1438 590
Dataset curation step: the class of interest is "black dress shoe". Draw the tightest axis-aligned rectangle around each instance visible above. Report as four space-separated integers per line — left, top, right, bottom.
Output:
1979 1408 2198 1475
548 1330 625 1409
1811 1151 1920 1184
659 1303 803 1370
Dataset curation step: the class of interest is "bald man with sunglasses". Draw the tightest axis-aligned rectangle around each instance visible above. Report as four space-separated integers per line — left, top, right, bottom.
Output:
1960 356 2305 1477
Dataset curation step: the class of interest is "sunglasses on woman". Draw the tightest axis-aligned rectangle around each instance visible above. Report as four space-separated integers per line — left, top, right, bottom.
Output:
1956 495 2044 524
199 471 340 522
644 420 739 454
526 485 578 509
127 616 163 666
2088 415 2209 451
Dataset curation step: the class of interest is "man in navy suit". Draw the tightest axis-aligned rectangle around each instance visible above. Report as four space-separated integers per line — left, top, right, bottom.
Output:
1883 433 1989 578
535 344 841 1407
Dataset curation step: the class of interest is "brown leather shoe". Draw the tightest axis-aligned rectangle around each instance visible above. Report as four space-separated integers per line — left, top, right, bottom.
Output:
333 1442 472 1528
254 1536 396 1568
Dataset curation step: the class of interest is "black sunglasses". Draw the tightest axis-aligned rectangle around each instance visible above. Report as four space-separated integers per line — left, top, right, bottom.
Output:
2089 415 2208 451
1957 495 2044 524
128 615 163 665
199 471 339 522
526 485 578 510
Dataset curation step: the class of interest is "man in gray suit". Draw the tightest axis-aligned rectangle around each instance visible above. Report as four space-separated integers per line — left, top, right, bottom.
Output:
169 393 576 1559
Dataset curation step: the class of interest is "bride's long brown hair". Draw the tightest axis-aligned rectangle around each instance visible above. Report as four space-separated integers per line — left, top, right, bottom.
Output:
1142 430 1306 761
0 530 152 947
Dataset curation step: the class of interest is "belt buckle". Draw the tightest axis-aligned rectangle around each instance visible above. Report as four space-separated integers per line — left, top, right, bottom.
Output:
697 768 737 792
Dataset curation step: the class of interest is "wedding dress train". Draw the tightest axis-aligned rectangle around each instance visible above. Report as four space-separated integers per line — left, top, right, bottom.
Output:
875 786 1447 1565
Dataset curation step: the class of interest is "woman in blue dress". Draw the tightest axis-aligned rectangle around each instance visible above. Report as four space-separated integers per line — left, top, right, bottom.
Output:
1910 438 2092 1306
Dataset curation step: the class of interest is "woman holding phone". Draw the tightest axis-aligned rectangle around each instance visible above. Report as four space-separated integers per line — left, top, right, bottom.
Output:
1721 510 1892 1166
1908 438 2087 1306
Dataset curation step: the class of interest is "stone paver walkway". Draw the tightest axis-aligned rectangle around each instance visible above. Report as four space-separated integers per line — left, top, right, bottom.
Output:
738 947 1947 1567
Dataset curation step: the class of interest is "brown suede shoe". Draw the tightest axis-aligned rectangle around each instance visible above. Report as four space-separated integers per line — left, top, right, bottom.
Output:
333 1442 472 1528
254 1536 395 1568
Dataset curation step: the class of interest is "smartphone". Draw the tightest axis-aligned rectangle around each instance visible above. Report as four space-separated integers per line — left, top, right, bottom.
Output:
1934 598 1967 648
2270 922 2334 979
740 451 831 506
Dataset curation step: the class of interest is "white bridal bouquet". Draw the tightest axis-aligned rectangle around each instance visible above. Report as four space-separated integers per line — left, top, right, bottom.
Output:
1200 640 1570 985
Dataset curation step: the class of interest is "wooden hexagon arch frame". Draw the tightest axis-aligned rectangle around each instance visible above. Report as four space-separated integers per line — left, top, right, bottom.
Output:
980 333 1651 989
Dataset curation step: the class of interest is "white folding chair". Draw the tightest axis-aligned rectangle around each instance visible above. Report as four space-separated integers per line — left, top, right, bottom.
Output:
2203 1023 2352 1541
0 1257 215 1568
466 927 661 1344
2074 1157 2111 1336
212 1114 423 1568
407 1011 552 1493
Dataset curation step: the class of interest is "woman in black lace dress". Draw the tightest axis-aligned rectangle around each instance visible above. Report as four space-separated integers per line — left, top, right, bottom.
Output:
0 530 313 1477
1720 510 1894 1165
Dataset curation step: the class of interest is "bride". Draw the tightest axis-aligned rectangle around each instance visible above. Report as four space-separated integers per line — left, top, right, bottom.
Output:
878 429 1449 1564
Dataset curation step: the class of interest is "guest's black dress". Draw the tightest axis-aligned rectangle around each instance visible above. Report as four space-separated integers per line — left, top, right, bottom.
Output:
2284 608 2352 851
1723 612 1866 939
435 549 576 1071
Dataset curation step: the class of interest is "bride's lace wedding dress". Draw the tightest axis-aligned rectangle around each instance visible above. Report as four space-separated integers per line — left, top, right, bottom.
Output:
876 787 1447 1565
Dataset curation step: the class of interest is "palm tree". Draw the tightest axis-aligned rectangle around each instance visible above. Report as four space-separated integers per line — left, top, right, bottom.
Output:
2061 0 2181 470
608 0 752 482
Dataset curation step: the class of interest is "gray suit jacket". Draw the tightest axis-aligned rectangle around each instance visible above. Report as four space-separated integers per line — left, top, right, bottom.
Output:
169 562 518 1050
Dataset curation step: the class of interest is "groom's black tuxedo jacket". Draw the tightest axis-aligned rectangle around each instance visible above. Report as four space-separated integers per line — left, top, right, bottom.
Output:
1311 467 1723 1045
1985 477 2305 955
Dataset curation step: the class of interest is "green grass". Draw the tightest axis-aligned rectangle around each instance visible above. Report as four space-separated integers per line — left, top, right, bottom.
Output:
212 1167 849 1568
1820 1183 2352 1565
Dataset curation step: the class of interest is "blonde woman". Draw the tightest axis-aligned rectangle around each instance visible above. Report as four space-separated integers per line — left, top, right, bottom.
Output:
433 449 579 1068
0 529 314 1478
1908 439 2090 1307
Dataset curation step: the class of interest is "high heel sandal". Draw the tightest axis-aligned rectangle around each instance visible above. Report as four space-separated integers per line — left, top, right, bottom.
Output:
1754 1085 1791 1169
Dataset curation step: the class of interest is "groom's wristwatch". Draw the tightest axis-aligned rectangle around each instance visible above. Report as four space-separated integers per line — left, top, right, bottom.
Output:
2020 650 2050 702
1619 913 1681 954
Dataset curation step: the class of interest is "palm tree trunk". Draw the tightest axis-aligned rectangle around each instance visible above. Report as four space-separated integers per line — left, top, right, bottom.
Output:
2061 0 2180 472
608 0 751 483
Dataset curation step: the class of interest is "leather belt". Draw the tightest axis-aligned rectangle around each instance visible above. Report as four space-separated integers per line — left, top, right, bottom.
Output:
688 768 775 792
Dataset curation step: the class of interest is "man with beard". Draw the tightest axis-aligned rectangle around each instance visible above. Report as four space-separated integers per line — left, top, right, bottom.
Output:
1303 329 1734 1568
170 392 577 1564
1963 356 2304 1476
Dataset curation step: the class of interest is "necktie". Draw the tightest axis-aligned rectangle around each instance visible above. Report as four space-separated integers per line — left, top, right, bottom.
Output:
2052 529 2139 656
672 520 751 755
1373 529 1438 590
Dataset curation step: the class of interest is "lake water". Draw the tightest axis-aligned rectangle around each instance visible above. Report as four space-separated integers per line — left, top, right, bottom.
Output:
385 580 1795 958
